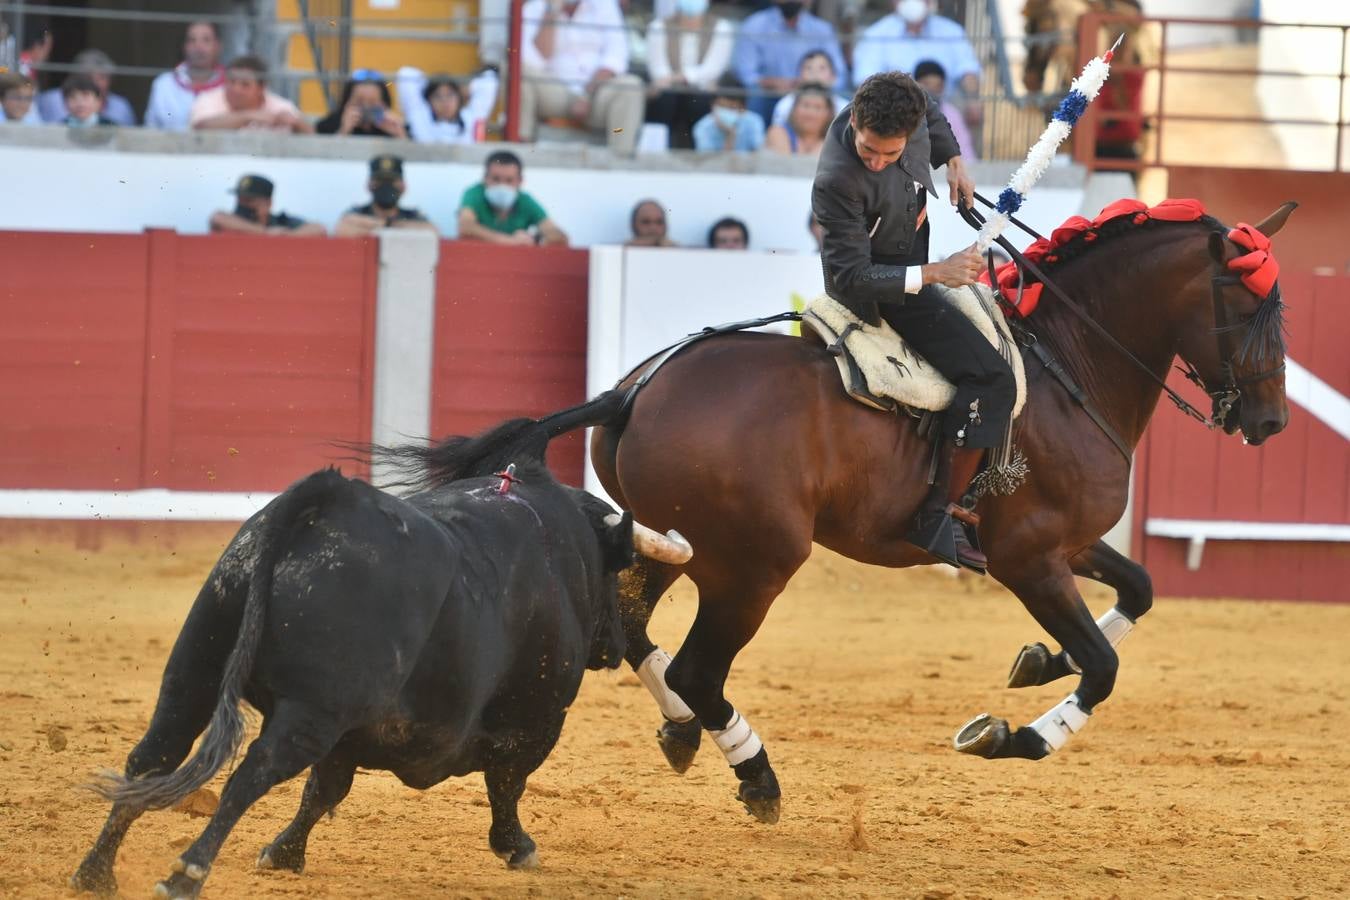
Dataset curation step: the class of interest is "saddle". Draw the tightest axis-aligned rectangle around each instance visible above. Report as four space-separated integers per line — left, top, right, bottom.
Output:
801 284 1028 419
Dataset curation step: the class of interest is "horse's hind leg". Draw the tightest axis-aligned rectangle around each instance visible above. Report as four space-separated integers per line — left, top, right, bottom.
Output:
257 749 357 874
154 701 343 899
618 558 702 773
1007 540 1150 689
957 560 1121 761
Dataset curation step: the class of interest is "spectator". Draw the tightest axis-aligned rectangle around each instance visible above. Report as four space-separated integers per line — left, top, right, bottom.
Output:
913 59 976 159
626 199 677 247
732 0 848 123
145 21 225 131
852 0 981 129
395 65 499 145
38 49 137 126
315 70 409 138
61 75 114 127
693 74 765 153
770 50 851 129
0 73 41 125
643 0 736 149
209 174 326 236
337 155 439 237
15 18 52 80
764 83 833 156
190 56 313 133
457 150 569 246
519 0 644 156
708 216 749 249
808 210 825 252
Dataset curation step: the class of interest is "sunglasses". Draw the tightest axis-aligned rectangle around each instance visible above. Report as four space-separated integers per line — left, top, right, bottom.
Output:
351 68 386 83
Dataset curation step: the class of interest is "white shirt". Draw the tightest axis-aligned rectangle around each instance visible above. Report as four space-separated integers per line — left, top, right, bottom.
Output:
146 64 226 131
521 0 630 91
645 18 735 91
396 67 500 145
852 13 981 87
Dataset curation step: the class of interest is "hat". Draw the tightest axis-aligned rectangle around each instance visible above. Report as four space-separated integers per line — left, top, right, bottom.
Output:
369 154 404 181
231 174 273 199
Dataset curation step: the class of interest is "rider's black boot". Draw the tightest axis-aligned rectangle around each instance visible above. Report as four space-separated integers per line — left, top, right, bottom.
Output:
905 442 988 574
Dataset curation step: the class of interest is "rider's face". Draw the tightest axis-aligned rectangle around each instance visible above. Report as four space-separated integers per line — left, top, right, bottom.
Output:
852 120 907 173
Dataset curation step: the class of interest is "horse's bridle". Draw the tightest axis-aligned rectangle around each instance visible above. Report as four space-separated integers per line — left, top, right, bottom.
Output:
961 195 1280 440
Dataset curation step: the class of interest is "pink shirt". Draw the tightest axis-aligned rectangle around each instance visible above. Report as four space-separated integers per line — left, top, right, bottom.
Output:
189 87 303 130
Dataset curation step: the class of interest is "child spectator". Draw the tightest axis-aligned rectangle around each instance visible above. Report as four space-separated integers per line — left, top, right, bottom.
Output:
209 174 326 236
395 66 499 145
145 21 225 131
38 49 137 126
692 74 765 153
0 73 40 125
457 150 569 246
913 59 976 159
61 75 113 127
315 70 409 138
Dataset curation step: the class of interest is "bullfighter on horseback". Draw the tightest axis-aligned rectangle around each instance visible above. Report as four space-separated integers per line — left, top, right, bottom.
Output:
811 71 1016 573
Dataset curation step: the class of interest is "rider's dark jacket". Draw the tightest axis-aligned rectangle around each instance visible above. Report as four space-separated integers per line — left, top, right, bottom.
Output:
812 95 961 327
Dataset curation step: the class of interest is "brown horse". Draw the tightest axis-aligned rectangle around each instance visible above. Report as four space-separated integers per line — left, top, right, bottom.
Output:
481 202 1292 823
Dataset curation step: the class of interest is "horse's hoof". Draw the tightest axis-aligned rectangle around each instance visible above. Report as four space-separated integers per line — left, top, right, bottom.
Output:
1007 642 1052 688
257 843 305 874
507 848 540 870
953 713 1011 758
740 792 781 824
656 717 701 774
68 865 116 897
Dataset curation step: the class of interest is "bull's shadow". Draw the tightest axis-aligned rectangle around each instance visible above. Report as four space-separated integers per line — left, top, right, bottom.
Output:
69 418 688 899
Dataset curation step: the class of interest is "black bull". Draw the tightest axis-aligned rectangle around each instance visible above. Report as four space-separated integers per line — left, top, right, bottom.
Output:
70 425 673 898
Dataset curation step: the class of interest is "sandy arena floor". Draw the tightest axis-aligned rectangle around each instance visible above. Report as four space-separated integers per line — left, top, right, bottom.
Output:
1 526 1347 899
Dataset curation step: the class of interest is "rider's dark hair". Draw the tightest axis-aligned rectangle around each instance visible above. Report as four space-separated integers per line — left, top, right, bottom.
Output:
849 72 927 138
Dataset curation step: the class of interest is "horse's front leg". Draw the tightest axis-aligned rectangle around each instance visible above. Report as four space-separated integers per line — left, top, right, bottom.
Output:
1006 539 1151 689
955 560 1121 760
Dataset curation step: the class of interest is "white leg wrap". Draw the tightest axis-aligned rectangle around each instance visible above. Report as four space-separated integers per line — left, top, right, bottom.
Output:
709 709 763 766
1029 693 1091 753
636 649 695 723
1066 606 1136 673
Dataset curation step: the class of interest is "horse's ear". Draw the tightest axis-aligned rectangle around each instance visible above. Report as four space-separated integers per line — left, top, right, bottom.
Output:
1253 201 1298 238
1207 230 1227 263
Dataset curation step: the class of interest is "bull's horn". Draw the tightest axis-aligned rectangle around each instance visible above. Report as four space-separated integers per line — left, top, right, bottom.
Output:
604 514 694 564
1253 200 1298 238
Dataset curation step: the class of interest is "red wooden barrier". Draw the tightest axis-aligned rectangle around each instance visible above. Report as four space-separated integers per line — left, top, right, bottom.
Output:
430 242 590 484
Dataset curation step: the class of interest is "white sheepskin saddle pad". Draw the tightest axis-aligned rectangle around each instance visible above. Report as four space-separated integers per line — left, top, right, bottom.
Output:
801 284 1027 417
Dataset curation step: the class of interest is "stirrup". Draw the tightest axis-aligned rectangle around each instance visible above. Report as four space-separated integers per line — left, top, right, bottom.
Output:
905 505 987 575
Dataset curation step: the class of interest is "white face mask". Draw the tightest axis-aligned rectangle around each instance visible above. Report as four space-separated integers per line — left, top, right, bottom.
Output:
897 0 928 24
484 183 518 210
676 0 709 16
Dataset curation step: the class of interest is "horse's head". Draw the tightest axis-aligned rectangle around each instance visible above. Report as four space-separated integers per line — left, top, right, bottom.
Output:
1175 202 1295 446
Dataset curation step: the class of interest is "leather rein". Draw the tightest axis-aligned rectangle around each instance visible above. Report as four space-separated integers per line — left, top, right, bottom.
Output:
960 194 1283 460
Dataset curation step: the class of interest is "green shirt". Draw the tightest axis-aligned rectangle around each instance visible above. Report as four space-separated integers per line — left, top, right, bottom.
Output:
460 183 548 235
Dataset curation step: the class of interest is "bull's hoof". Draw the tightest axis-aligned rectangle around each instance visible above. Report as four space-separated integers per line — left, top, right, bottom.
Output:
507 848 540 870
953 713 1011 758
1007 642 1052 688
656 717 701 774
257 841 306 874
68 862 117 897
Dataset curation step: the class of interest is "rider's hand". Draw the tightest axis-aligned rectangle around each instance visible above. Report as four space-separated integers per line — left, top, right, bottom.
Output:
922 244 984 288
945 154 975 209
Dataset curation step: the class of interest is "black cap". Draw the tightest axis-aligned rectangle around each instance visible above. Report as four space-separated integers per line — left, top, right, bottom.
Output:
230 174 273 199
369 154 404 181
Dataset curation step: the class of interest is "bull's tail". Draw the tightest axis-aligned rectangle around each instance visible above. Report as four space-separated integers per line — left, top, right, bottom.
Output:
95 470 345 810
370 390 629 492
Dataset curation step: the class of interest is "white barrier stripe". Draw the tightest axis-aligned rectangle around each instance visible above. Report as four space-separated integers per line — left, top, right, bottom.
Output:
1286 357 1350 442
636 649 695 724
0 489 276 521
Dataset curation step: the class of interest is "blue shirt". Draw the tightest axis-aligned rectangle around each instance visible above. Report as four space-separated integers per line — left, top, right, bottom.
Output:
732 8 849 91
852 14 980 88
692 109 766 153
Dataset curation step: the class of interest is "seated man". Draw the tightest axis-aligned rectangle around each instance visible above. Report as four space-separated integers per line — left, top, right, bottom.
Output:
336 155 440 237
707 216 749 249
37 48 137 126
732 0 848 123
209 174 326 236
145 21 225 131
852 0 981 129
457 151 568 246
518 0 644 156
190 55 313 133
692 74 766 153
626 199 676 247
0 74 41 125
61 76 114 127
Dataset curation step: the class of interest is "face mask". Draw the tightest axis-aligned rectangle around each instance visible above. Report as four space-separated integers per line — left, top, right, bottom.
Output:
897 0 928 24
676 0 709 15
713 106 741 129
778 1 804 19
372 183 400 208
484 184 518 210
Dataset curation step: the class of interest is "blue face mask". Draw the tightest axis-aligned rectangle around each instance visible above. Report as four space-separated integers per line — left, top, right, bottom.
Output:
484 184 518 210
713 106 741 129
676 0 710 15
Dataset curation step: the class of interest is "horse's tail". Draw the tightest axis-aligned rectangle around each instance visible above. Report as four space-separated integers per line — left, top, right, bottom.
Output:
94 470 343 810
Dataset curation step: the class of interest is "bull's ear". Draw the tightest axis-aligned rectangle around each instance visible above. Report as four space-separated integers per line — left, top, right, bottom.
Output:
1253 200 1298 238
602 511 636 573
1207 230 1228 264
